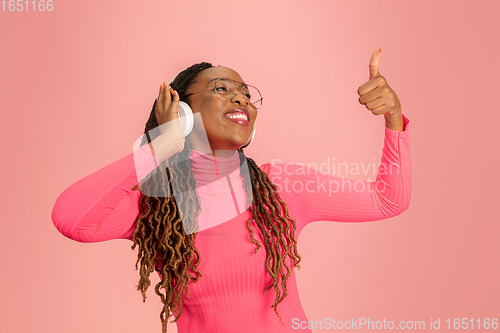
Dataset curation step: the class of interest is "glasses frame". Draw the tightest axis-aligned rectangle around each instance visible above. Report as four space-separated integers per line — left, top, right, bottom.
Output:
184 78 263 109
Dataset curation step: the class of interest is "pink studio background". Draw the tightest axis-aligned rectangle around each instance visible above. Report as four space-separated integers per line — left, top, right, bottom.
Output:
1 1 499 332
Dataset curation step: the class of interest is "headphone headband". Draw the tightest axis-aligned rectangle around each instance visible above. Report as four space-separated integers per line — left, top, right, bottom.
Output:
169 70 184 85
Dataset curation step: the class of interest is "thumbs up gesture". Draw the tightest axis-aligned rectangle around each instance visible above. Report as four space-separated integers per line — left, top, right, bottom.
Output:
357 48 404 131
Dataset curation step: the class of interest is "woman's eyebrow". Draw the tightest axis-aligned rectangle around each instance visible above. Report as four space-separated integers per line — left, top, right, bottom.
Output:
206 77 247 86
206 78 220 84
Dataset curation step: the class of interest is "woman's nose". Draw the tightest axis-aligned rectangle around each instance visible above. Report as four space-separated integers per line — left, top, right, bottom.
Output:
231 90 250 105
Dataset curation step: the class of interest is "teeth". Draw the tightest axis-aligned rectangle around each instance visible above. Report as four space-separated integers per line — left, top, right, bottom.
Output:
227 113 248 121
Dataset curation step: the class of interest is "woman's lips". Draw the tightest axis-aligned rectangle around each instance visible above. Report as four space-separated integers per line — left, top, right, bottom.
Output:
223 112 249 126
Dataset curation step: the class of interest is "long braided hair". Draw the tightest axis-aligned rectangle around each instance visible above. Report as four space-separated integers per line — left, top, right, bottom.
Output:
130 62 302 332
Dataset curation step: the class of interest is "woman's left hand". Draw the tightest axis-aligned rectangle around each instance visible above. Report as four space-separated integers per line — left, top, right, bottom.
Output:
357 47 404 131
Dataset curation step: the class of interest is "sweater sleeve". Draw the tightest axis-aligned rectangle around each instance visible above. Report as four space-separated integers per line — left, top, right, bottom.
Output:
259 115 411 234
51 143 160 243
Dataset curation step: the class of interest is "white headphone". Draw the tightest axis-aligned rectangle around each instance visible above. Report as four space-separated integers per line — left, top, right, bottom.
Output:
169 70 256 149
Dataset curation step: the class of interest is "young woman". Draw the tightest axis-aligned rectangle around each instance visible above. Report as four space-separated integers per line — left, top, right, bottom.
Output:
52 53 411 333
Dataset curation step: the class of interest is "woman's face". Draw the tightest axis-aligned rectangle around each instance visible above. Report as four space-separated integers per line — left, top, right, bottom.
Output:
184 66 258 153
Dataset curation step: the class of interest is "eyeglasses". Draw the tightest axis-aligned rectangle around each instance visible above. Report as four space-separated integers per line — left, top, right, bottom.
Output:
185 78 263 109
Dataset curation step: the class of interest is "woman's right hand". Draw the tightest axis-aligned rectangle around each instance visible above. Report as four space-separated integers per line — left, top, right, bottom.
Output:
154 82 185 155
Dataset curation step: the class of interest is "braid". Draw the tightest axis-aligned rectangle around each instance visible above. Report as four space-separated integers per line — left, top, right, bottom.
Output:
244 156 302 324
131 62 301 332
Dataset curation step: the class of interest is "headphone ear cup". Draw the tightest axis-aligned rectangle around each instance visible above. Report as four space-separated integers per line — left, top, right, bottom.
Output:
177 101 194 138
240 123 256 149
169 71 194 137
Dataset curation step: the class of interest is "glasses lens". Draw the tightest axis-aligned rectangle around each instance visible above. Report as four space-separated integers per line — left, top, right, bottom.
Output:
215 79 262 109
242 85 262 109
214 79 234 99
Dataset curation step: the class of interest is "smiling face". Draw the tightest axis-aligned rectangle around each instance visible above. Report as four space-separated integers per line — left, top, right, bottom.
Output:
184 66 258 155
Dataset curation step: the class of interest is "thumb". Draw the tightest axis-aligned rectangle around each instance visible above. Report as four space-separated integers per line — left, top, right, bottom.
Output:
369 47 382 79
167 90 181 122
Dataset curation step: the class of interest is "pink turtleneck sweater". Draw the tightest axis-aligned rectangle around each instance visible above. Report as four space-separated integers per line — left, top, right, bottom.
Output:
52 115 411 332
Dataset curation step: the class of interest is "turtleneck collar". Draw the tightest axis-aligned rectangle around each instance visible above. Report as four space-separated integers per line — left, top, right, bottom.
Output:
189 149 242 186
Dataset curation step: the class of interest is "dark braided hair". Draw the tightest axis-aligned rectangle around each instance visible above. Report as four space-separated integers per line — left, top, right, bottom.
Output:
130 62 302 332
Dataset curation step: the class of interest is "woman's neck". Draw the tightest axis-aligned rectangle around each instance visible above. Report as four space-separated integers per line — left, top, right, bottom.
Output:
187 136 240 158
189 148 241 186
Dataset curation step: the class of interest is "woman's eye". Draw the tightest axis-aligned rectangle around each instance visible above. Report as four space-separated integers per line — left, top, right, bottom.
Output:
216 87 228 92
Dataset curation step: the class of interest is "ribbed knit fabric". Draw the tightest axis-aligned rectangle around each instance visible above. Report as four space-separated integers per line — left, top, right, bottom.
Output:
52 115 411 332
